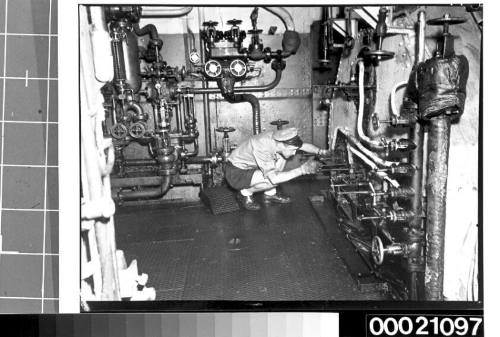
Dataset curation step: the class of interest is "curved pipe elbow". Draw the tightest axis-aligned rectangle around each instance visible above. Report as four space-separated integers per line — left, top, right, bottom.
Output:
224 93 261 135
140 6 193 18
263 7 295 31
118 175 172 201
133 23 159 40
125 100 144 117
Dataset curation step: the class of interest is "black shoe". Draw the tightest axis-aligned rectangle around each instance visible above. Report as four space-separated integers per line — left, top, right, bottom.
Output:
263 193 292 204
237 194 261 211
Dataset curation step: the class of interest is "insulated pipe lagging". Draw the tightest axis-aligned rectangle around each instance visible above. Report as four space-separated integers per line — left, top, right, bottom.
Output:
224 94 261 135
140 6 193 17
356 60 385 150
425 116 451 301
118 175 172 201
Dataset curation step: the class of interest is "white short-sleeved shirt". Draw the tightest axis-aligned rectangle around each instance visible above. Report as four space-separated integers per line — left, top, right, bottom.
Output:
227 131 279 178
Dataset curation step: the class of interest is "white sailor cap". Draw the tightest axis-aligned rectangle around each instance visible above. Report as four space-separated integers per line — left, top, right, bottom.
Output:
272 127 303 147
272 127 298 141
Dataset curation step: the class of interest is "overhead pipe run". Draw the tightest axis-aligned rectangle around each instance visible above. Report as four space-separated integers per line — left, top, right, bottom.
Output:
140 6 193 18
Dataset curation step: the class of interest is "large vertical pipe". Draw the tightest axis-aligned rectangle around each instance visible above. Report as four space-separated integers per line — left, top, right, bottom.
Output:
198 7 212 155
425 115 451 301
408 10 426 300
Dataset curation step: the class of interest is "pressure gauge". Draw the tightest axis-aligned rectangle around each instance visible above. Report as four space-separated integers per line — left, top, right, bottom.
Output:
189 50 201 64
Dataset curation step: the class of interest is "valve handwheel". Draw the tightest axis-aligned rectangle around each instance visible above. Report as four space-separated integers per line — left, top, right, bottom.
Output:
364 49 395 61
364 7 395 61
216 126 236 138
204 60 222 78
110 123 128 139
427 15 467 27
270 119 289 130
203 21 219 27
129 122 146 139
247 29 263 35
229 59 247 77
371 235 385 265
227 19 243 26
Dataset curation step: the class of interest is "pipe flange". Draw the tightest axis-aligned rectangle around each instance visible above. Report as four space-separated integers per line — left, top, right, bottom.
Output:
110 123 128 139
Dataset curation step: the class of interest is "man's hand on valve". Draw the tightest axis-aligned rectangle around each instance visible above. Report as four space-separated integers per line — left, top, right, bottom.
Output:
318 149 332 157
301 158 321 175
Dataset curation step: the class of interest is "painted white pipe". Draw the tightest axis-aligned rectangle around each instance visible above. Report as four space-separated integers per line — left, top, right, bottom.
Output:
348 145 378 170
89 6 114 83
356 60 384 149
337 127 399 167
390 81 407 117
263 7 295 31
141 6 192 17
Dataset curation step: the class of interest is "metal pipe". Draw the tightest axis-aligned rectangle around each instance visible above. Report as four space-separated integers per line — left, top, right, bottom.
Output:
356 60 385 150
262 7 295 31
191 66 282 94
390 81 407 117
132 23 159 40
198 6 212 155
118 175 172 201
140 6 193 17
224 93 261 135
425 115 451 301
417 11 426 63
337 128 399 167
125 100 144 116
409 10 426 301
123 159 157 166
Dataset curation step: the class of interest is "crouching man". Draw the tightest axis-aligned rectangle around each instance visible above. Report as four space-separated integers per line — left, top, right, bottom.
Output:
225 127 327 210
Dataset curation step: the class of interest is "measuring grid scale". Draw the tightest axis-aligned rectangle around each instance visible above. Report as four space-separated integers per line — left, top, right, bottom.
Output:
0 0 58 313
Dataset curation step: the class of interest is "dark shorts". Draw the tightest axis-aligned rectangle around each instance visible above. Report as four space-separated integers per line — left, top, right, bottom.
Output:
225 161 256 190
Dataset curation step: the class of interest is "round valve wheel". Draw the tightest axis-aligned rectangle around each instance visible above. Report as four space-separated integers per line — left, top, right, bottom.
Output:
216 126 236 135
371 235 385 265
365 49 395 61
247 29 263 34
129 122 146 139
227 19 242 26
270 119 289 130
110 123 128 140
229 59 247 77
202 21 219 27
204 60 222 78
427 15 467 26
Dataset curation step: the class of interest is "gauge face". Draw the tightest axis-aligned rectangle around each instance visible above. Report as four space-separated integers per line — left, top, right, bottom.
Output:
189 51 201 64
229 59 247 77
204 59 222 77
